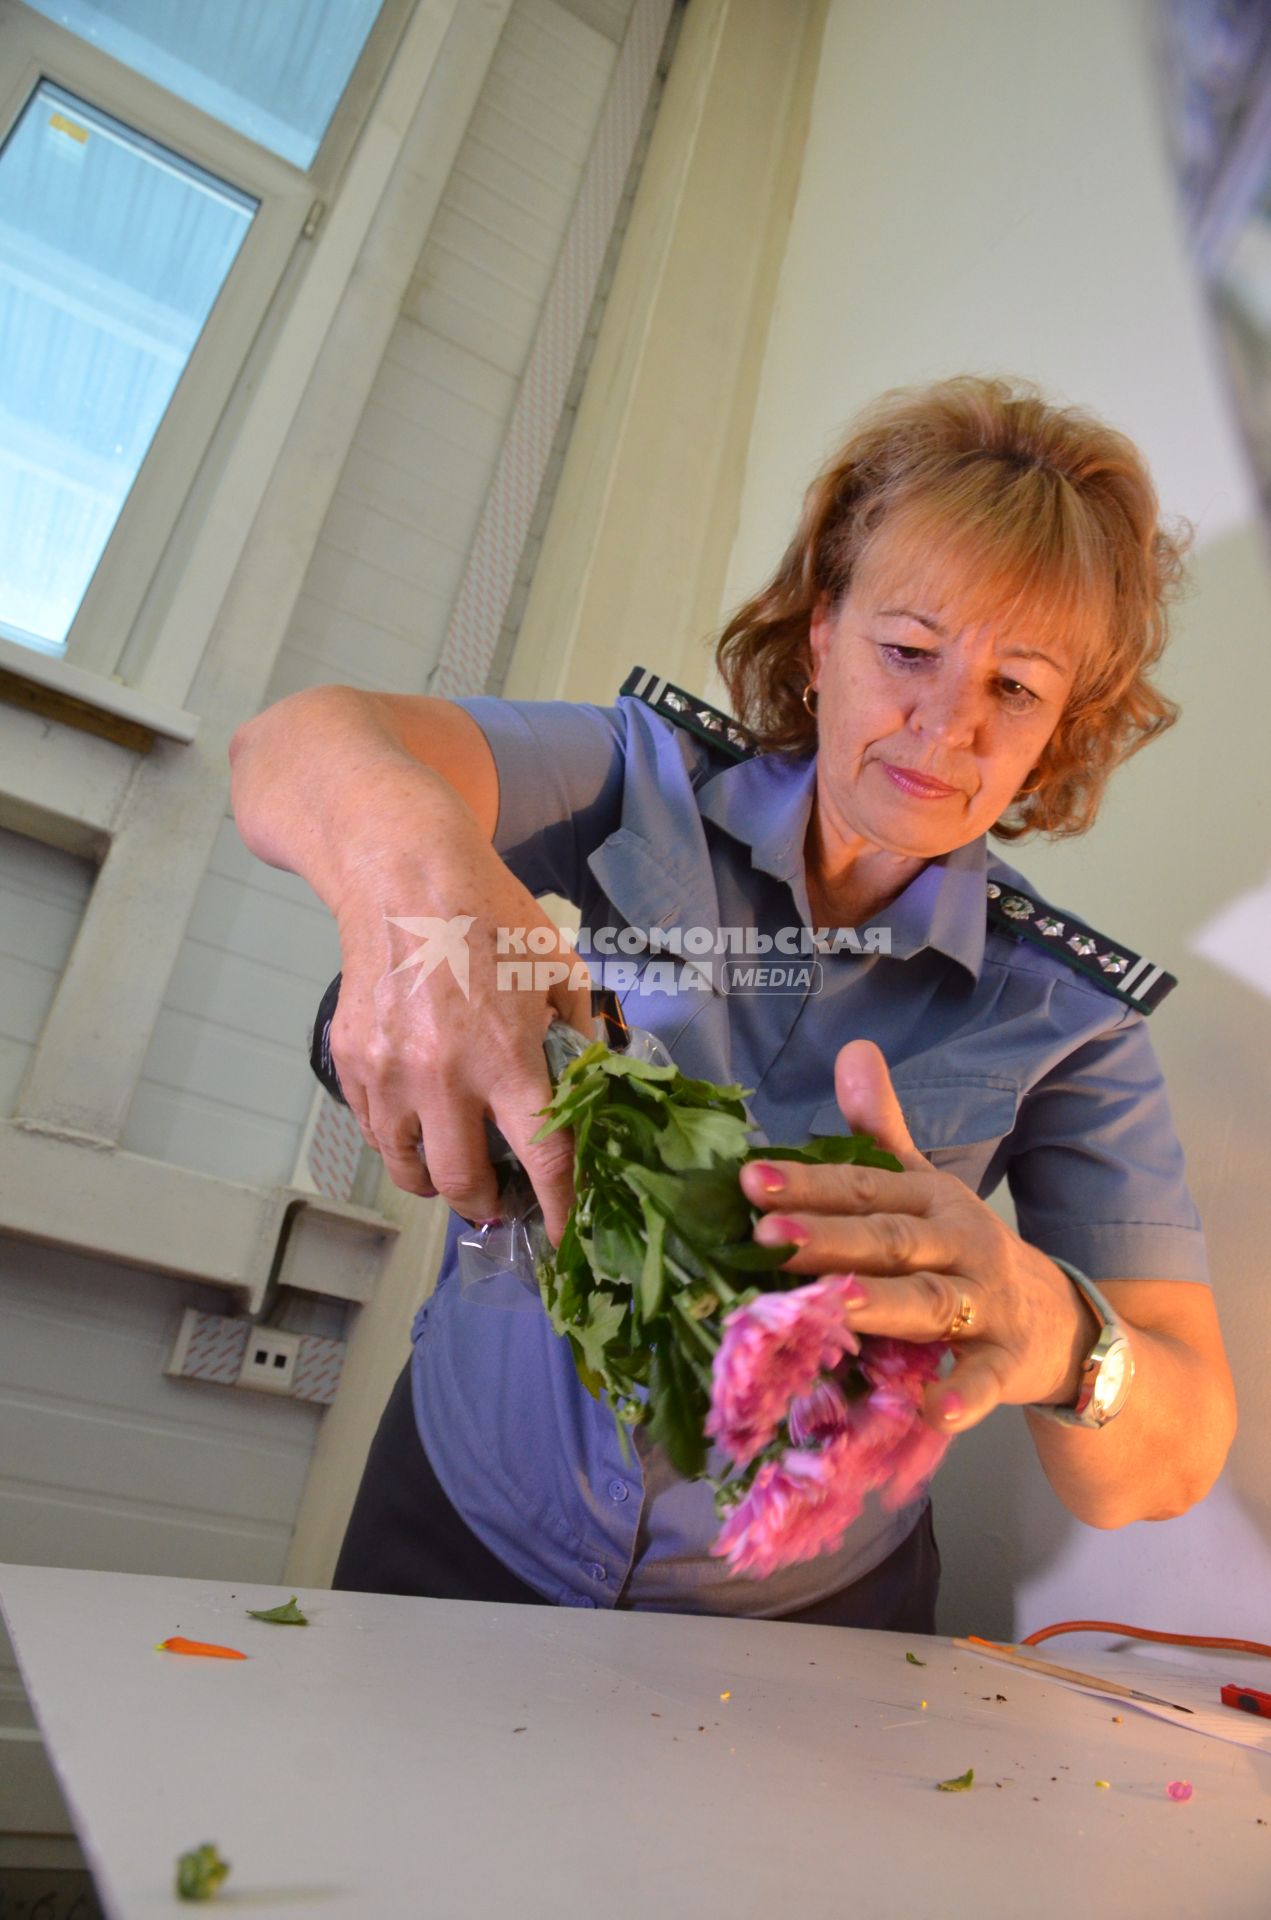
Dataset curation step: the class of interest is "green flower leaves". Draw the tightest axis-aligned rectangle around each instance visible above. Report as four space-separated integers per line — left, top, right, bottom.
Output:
531 1040 900 1482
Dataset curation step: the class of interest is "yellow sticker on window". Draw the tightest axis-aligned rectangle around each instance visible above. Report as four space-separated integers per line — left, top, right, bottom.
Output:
48 112 89 145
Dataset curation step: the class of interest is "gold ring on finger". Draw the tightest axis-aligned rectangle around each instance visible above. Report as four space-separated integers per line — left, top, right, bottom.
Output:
946 1293 975 1339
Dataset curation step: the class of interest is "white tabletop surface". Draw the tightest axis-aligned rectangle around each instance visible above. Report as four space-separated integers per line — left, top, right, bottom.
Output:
3 1562 1269 1919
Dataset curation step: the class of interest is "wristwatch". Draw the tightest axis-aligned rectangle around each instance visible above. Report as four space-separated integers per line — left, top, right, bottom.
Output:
1028 1259 1135 1429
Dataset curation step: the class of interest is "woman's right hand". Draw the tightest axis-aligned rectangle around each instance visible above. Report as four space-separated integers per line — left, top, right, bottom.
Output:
328 828 593 1245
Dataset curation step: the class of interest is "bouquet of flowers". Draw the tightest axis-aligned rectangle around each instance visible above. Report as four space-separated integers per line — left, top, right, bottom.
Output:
526 1039 952 1578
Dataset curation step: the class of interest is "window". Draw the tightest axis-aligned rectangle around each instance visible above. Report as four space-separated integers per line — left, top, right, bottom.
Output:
0 82 255 656
24 0 386 168
0 0 406 698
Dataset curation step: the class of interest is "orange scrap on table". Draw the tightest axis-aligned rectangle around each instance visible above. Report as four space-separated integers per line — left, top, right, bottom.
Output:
155 1637 247 1660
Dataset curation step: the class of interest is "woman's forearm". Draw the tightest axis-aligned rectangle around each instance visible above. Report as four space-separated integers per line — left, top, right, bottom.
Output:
227 686 490 922
1025 1318 1236 1529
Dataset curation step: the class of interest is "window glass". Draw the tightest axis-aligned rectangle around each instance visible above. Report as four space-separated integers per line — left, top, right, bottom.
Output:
0 82 255 655
26 0 386 168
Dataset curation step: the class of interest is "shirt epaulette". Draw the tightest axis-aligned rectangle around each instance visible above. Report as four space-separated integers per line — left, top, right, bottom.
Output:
620 665 756 761
986 880 1177 1013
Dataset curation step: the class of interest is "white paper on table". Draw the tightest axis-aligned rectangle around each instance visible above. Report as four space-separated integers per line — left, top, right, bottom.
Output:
967 1644 1271 1758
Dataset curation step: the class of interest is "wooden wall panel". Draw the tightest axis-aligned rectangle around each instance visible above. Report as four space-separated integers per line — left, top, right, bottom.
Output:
0 828 95 1119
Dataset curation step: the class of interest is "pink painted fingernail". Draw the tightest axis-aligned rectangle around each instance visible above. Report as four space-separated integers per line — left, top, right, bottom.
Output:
757 1215 807 1246
840 1277 868 1307
940 1391 964 1423
748 1161 787 1195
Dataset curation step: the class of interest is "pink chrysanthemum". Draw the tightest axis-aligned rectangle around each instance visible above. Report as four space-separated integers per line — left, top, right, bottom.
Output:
857 1384 951 1512
860 1336 947 1395
711 1445 867 1579
786 1374 852 1448
705 1278 862 1469
712 1412 952 1577
710 1330 954 1576
856 1336 952 1507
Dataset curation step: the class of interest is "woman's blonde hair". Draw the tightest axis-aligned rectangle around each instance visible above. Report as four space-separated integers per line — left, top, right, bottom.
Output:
715 374 1192 839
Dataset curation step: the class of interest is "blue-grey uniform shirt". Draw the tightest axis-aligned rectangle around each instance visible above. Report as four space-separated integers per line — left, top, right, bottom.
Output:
409 694 1209 1615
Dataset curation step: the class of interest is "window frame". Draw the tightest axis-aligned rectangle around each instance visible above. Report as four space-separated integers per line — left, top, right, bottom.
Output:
0 0 415 702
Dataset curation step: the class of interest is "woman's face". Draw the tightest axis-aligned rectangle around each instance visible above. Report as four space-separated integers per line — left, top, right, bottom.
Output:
808 531 1081 859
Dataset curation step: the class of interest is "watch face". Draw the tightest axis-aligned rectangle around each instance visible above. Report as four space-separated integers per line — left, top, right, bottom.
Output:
1092 1337 1132 1415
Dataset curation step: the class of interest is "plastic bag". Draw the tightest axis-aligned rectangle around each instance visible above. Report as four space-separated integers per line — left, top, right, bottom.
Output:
456 1016 674 1311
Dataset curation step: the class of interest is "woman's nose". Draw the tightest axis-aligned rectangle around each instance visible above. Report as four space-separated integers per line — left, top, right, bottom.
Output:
910 675 984 745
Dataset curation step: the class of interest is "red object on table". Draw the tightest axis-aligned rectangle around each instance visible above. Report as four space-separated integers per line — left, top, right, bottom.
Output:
156 1636 247 1660
1221 1682 1271 1718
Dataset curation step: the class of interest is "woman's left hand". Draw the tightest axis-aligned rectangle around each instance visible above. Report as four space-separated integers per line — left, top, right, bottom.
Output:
739 1040 1090 1435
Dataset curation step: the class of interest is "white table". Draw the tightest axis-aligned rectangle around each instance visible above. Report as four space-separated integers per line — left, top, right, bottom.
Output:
3 1563 1268 1919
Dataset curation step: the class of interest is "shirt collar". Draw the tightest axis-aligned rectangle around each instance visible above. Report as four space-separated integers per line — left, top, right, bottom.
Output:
697 751 987 981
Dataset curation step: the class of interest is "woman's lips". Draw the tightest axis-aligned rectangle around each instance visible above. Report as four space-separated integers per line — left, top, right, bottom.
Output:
881 761 961 798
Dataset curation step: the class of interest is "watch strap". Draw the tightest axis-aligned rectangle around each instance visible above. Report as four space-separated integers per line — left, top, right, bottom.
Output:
1027 1258 1132 1429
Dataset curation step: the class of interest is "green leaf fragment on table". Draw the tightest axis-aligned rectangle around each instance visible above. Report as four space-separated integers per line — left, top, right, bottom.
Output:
937 1768 975 1792
906 1651 927 1666
176 1842 230 1899
246 1596 308 1624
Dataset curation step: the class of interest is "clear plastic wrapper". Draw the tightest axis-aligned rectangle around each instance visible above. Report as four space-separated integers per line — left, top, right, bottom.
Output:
456 1016 673 1311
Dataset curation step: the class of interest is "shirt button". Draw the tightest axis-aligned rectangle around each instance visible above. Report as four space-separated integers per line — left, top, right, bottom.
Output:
607 1479 630 1503
583 1561 608 1583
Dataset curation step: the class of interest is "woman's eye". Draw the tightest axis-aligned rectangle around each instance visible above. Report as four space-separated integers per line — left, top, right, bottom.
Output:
879 645 1040 712
879 644 935 667
996 678 1039 711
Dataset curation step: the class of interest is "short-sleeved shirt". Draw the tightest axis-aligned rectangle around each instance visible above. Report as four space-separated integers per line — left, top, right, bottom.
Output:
409 693 1208 1616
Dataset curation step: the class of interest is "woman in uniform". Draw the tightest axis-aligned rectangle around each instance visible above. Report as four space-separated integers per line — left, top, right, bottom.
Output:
228 373 1236 1630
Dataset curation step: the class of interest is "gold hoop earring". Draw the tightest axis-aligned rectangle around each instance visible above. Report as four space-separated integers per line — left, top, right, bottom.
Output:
801 683 819 718
1017 770 1042 798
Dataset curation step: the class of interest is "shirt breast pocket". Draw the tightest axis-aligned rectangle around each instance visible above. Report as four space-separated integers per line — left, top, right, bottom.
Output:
581 827 723 1064
808 1078 1020 1198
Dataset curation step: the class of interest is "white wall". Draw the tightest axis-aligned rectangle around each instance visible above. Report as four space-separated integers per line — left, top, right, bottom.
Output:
721 0 1271 1639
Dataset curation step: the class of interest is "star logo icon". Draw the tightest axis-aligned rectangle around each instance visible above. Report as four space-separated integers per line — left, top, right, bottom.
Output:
384 914 476 999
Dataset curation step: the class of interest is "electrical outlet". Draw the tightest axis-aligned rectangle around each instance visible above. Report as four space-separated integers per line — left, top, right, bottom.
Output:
165 1310 346 1403
237 1326 301 1395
